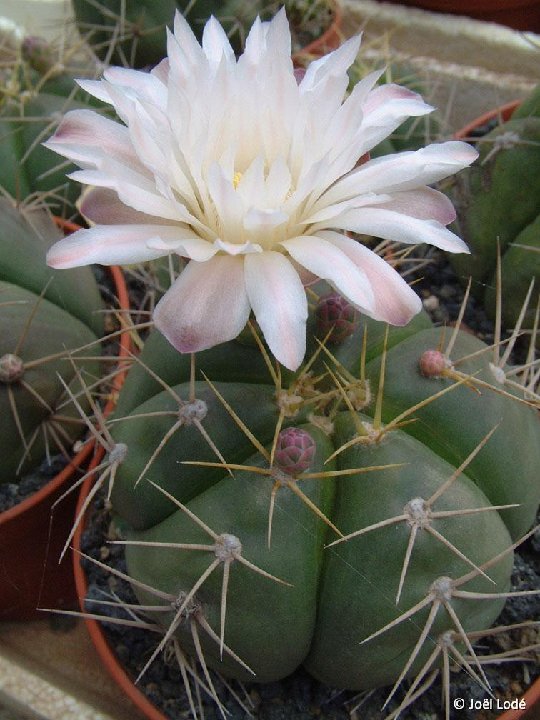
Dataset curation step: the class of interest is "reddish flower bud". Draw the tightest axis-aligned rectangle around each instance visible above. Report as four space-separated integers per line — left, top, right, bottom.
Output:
418 349 451 378
274 427 316 476
316 292 358 344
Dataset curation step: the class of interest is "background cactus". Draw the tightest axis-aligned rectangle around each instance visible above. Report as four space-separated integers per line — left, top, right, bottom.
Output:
0 26 105 215
87 279 539 709
449 83 540 336
71 0 336 67
0 200 103 483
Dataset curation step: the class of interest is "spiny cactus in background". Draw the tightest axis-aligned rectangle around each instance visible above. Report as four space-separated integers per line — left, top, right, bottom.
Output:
71 0 266 67
80 277 539 716
0 25 105 215
0 200 104 482
450 83 540 336
72 0 335 67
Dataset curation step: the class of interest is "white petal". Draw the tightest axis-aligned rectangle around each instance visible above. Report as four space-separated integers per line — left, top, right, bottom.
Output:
281 235 375 313
213 239 263 255
146 236 217 261
76 78 112 104
243 208 288 232
330 207 470 253
302 192 388 226
173 11 205 65
244 252 307 371
202 16 235 65
356 84 433 156
46 225 181 268
320 231 423 325
300 35 361 93
316 141 478 208
103 66 167 109
154 256 250 353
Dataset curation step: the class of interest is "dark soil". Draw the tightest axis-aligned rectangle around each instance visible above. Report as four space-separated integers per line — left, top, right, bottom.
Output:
0 454 70 513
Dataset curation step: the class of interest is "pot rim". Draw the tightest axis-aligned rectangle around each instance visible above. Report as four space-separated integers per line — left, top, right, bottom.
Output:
453 100 521 140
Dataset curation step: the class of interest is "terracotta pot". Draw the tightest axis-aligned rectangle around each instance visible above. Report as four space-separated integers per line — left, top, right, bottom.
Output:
292 0 343 61
73 452 168 720
386 0 540 32
453 99 520 140
0 220 131 620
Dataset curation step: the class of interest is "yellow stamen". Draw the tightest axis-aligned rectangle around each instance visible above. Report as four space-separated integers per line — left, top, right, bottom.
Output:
233 172 242 188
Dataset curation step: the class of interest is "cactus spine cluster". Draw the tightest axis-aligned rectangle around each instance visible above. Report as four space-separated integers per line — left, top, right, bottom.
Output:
84 278 539 712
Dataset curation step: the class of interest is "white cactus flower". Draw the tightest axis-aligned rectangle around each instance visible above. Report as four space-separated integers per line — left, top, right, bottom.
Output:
45 10 477 370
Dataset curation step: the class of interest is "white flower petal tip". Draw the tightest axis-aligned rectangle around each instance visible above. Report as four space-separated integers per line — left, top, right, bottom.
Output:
43 10 473 368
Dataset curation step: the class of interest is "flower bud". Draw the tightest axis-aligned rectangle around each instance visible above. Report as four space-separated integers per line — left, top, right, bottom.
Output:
274 427 316 476
418 349 451 378
316 292 358 344
21 36 58 75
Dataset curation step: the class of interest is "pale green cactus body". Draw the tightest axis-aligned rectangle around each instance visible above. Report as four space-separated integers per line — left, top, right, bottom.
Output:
104 282 540 695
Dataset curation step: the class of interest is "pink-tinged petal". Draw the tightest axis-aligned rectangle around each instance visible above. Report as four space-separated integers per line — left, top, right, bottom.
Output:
354 85 433 157
154 256 250 354
46 225 181 269
244 252 307 371
70 162 206 229
377 188 456 224
329 207 470 253
363 83 433 118
320 231 422 325
281 235 375 313
79 187 174 225
43 109 142 170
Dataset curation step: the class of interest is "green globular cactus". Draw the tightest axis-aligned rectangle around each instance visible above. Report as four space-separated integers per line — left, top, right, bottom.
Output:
450 83 540 334
72 0 265 68
94 278 539 708
0 200 103 482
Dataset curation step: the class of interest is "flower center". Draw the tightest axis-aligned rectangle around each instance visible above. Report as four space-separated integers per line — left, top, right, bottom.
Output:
233 171 242 189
